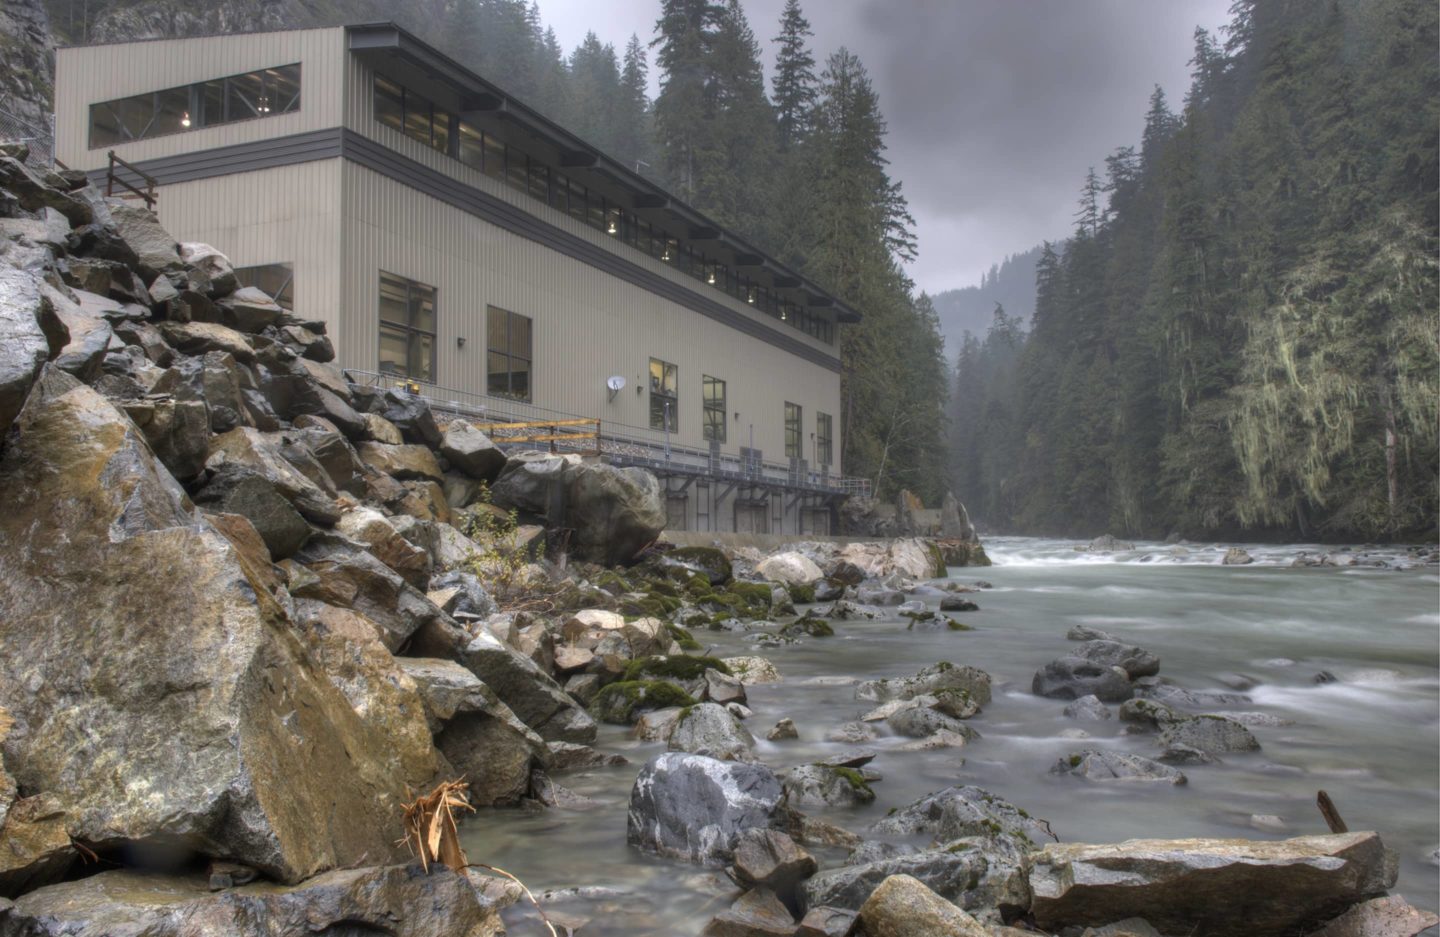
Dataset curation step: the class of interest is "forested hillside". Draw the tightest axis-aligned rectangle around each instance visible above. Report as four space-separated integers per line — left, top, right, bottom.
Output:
26 0 947 502
951 0 1438 541
931 245 1043 354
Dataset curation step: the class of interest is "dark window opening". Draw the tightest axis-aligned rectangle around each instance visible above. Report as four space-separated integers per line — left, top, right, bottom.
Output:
234 262 294 311
89 63 301 149
378 271 436 383
486 306 532 400
650 358 678 432
703 375 726 443
785 402 803 460
816 411 833 466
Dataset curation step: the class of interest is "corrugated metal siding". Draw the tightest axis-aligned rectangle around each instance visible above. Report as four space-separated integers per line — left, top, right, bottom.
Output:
340 161 843 464
153 160 346 337
341 54 840 366
54 27 347 170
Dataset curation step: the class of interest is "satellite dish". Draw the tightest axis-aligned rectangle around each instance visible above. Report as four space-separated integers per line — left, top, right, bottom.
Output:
606 375 626 392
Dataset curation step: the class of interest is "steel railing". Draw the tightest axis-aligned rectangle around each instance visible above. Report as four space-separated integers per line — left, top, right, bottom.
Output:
344 368 870 498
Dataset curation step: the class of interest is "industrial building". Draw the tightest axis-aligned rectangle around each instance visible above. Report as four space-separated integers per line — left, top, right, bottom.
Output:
54 24 866 533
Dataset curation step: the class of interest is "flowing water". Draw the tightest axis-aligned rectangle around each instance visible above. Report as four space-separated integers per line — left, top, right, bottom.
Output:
464 537 1440 934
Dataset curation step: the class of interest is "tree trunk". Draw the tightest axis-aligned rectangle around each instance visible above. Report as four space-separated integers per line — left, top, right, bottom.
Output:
1384 404 1399 533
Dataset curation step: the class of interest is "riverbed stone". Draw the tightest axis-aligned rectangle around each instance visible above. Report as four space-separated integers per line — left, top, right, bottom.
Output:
855 874 990 937
1032 657 1135 702
0 864 499 937
0 373 412 884
1305 895 1440 937
800 848 994 919
1073 639 1161 679
731 828 817 898
1157 714 1261 754
783 764 875 807
886 706 980 741
1050 750 1187 785
855 661 992 707
627 753 785 866
668 703 757 762
1028 832 1397 937
756 551 825 586
701 887 797 937
795 906 857 937
1118 697 1184 729
767 718 799 741
870 785 1048 847
1064 695 1113 721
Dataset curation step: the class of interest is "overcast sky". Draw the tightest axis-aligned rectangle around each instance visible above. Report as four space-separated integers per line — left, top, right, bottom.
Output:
536 0 1232 295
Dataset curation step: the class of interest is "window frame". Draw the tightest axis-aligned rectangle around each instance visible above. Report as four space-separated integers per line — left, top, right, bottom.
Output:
89 63 302 149
377 271 437 383
649 358 679 432
816 411 833 466
702 375 727 444
784 402 803 460
486 305 533 401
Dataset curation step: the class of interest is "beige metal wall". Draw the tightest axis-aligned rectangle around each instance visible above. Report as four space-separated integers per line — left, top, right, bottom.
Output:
54 27 347 170
145 160 346 336
339 160 844 467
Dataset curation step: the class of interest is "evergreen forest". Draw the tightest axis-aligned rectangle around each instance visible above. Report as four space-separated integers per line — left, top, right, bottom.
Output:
949 0 1438 541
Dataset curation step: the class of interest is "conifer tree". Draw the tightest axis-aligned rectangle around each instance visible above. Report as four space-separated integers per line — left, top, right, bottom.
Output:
771 0 818 150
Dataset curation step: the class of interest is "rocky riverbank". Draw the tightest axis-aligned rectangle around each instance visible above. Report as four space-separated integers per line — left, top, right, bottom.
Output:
0 148 1432 936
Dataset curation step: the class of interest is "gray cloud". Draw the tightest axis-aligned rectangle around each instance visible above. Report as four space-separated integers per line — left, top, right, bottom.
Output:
538 0 1232 292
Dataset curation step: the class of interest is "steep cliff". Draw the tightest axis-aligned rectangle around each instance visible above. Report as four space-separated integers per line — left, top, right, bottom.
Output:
0 0 54 135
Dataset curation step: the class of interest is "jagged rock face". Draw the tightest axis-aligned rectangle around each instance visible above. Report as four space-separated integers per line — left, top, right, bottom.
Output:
0 864 500 937
1028 832 1397 937
0 370 412 884
0 0 53 135
855 874 990 937
0 264 64 438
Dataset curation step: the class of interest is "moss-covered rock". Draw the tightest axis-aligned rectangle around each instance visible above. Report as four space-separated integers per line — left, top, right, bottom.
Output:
727 581 774 613
623 654 732 683
665 623 703 652
589 680 697 725
780 616 835 638
787 582 816 605
666 546 733 586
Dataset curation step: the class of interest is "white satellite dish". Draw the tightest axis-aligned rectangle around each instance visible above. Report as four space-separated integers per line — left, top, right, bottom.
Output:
606 375 626 401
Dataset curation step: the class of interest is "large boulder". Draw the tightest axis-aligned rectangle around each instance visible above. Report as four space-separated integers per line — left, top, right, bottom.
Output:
357 440 444 483
108 203 182 282
291 533 443 652
1032 657 1135 702
398 657 548 806
119 395 210 481
192 463 312 559
0 266 64 439
0 864 499 937
450 628 598 744
667 702 756 762
564 460 666 566
1072 639 1161 679
756 551 825 586
440 420 507 481
801 849 989 916
336 505 432 588
1157 714 1261 754
0 372 414 884
627 752 785 866
783 764 875 807
1050 750 1187 785
856 874 990 937
731 828 817 898
1028 832 1397 937
207 427 341 525
490 450 573 515
939 492 978 542
379 388 443 448
836 538 945 580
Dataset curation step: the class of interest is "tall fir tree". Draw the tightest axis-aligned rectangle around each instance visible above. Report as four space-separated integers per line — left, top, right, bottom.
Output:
771 0 818 150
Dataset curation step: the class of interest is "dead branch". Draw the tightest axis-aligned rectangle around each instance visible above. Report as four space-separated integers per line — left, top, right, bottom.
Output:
1317 790 1348 833
466 862 560 937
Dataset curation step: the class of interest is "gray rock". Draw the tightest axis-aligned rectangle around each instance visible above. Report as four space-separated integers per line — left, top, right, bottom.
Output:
767 718 798 741
1118 697 1184 730
1157 715 1261 754
886 706 980 741
855 661 992 707
1032 656 1135 702
783 764 876 807
704 668 748 706
1029 832 1397 937
701 887 797 937
0 373 413 885
627 753 785 866
872 785 1048 849
1305 895 1440 937
357 440 444 483
453 628 598 744
1156 744 1216 766
1073 639 1161 679
158 320 255 363
218 285 283 333
802 843 1024 922
565 460 667 566
731 828 817 898
1063 695 1113 722
108 203 182 281
192 463 311 559
1087 534 1134 552
1138 683 1252 710
1050 749 1187 785
1222 547 1254 565
0 157 93 227
1 864 498 937
379 387 442 447
291 533 442 652
440 419 507 480
1067 624 1116 642
0 267 63 438
428 569 499 620
119 395 210 481
668 703 756 762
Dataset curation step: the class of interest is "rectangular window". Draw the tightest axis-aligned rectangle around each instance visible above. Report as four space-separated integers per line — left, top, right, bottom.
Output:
233 262 294 311
785 402 803 459
372 76 452 155
816 411 833 466
649 358 679 432
89 63 301 148
374 76 406 132
378 272 436 383
486 306 532 400
703 376 726 443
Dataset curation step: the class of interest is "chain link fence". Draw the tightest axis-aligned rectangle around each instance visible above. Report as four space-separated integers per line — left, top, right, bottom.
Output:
0 109 55 168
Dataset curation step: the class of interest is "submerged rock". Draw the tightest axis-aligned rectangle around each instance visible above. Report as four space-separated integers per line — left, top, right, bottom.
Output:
1072 639 1161 679
1029 832 1397 937
855 662 992 708
627 753 785 866
668 702 756 762
1050 750 1187 785
1063 695 1113 722
1157 714 1261 754
1032 657 1135 702
783 764 876 807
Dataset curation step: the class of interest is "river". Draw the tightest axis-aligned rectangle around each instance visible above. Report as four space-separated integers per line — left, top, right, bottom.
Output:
464 537 1440 934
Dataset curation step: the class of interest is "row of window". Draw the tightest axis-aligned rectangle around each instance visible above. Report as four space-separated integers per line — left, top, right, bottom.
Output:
378 272 832 464
650 355 831 464
89 64 301 149
372 74 836 346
